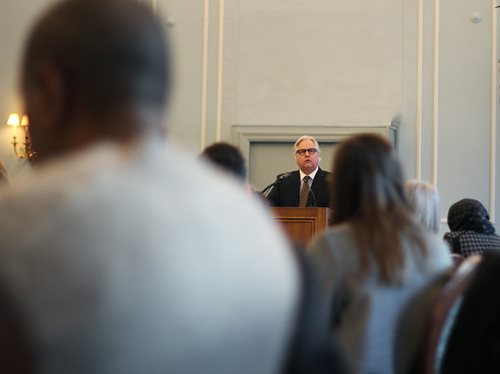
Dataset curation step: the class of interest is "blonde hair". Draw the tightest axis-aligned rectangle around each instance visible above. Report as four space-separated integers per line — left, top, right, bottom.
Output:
405 179 440 233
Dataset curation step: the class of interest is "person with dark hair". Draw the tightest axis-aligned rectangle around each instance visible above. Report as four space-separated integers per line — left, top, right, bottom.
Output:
443 198 500 257
0 1 299 373
265 135 330 207
307 134 452 374
201 142 247 182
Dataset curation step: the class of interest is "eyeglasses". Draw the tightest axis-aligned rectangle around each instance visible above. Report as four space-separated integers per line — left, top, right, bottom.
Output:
295 148 318 156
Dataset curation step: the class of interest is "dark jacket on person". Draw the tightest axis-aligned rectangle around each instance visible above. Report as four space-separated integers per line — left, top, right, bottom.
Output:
267 169 330 208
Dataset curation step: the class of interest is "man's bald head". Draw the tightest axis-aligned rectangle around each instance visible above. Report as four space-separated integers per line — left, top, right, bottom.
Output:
22 0 171 160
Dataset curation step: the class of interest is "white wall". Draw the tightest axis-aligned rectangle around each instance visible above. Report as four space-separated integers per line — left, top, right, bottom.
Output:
0 0 59 177
436 0 497 222
1 0 498 229
156 0 500 228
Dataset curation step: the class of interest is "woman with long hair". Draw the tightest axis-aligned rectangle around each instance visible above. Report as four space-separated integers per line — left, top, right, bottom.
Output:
307 134 451 374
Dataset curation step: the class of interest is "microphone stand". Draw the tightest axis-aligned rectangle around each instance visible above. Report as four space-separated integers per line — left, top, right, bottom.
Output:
261 182 277 197
261 173 290 198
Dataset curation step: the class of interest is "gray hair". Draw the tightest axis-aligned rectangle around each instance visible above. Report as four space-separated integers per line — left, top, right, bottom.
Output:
294 135 320 152
405 179 440 233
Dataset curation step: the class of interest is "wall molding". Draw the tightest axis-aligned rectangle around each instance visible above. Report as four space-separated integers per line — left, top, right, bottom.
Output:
200 0 210 150
416 0 424 180
233 124 395 171
215 0 225 142
424 0 497 223
432 0 440 187
489 0 497 221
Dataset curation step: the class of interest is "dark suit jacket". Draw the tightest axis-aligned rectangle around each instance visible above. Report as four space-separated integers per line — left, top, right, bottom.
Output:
267 168 330 207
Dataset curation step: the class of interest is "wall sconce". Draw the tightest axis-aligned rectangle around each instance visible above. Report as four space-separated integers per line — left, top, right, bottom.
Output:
6 113 37 161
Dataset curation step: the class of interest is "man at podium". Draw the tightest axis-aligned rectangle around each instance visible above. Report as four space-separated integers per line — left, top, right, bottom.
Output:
265 135 331 207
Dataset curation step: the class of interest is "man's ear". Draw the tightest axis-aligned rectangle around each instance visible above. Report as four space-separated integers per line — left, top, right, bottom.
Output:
32 61 67 133
23 62 69 161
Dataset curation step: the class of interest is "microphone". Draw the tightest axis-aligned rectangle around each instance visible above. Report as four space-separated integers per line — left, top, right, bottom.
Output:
276 172 291 181
261 172 291 196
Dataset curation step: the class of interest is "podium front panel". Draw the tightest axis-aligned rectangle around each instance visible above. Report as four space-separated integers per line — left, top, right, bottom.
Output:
271 207 330 248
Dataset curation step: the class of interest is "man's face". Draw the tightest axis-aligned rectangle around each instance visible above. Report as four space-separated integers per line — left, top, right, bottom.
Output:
295 139 320 174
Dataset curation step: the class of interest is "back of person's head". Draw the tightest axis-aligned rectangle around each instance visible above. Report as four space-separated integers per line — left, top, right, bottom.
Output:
332 134 407 223
447 198 494 234
405 179 440 233
331 134 425 283
23 0 170 116
201 142 247 182
22 0 170 160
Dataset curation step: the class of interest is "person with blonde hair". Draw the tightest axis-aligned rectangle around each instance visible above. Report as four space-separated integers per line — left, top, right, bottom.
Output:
307 134 451 374
405 179 441 233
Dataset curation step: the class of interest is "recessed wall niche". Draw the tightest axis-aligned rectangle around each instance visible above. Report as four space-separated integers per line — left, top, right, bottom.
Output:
233 125 395 191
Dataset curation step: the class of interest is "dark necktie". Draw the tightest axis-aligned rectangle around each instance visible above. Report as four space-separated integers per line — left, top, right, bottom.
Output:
299 176 311 207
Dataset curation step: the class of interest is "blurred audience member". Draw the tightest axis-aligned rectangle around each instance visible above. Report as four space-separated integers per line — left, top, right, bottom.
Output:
307 134 452 374
283 246 347 374
444 198 500 257
0 1 299 373
201 142 246 182
201 142 256 195
440 252 500 373
405 179 441 233
200 141 255 192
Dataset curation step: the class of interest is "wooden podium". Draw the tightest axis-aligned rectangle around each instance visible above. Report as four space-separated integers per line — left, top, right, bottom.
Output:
271 207 330 247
